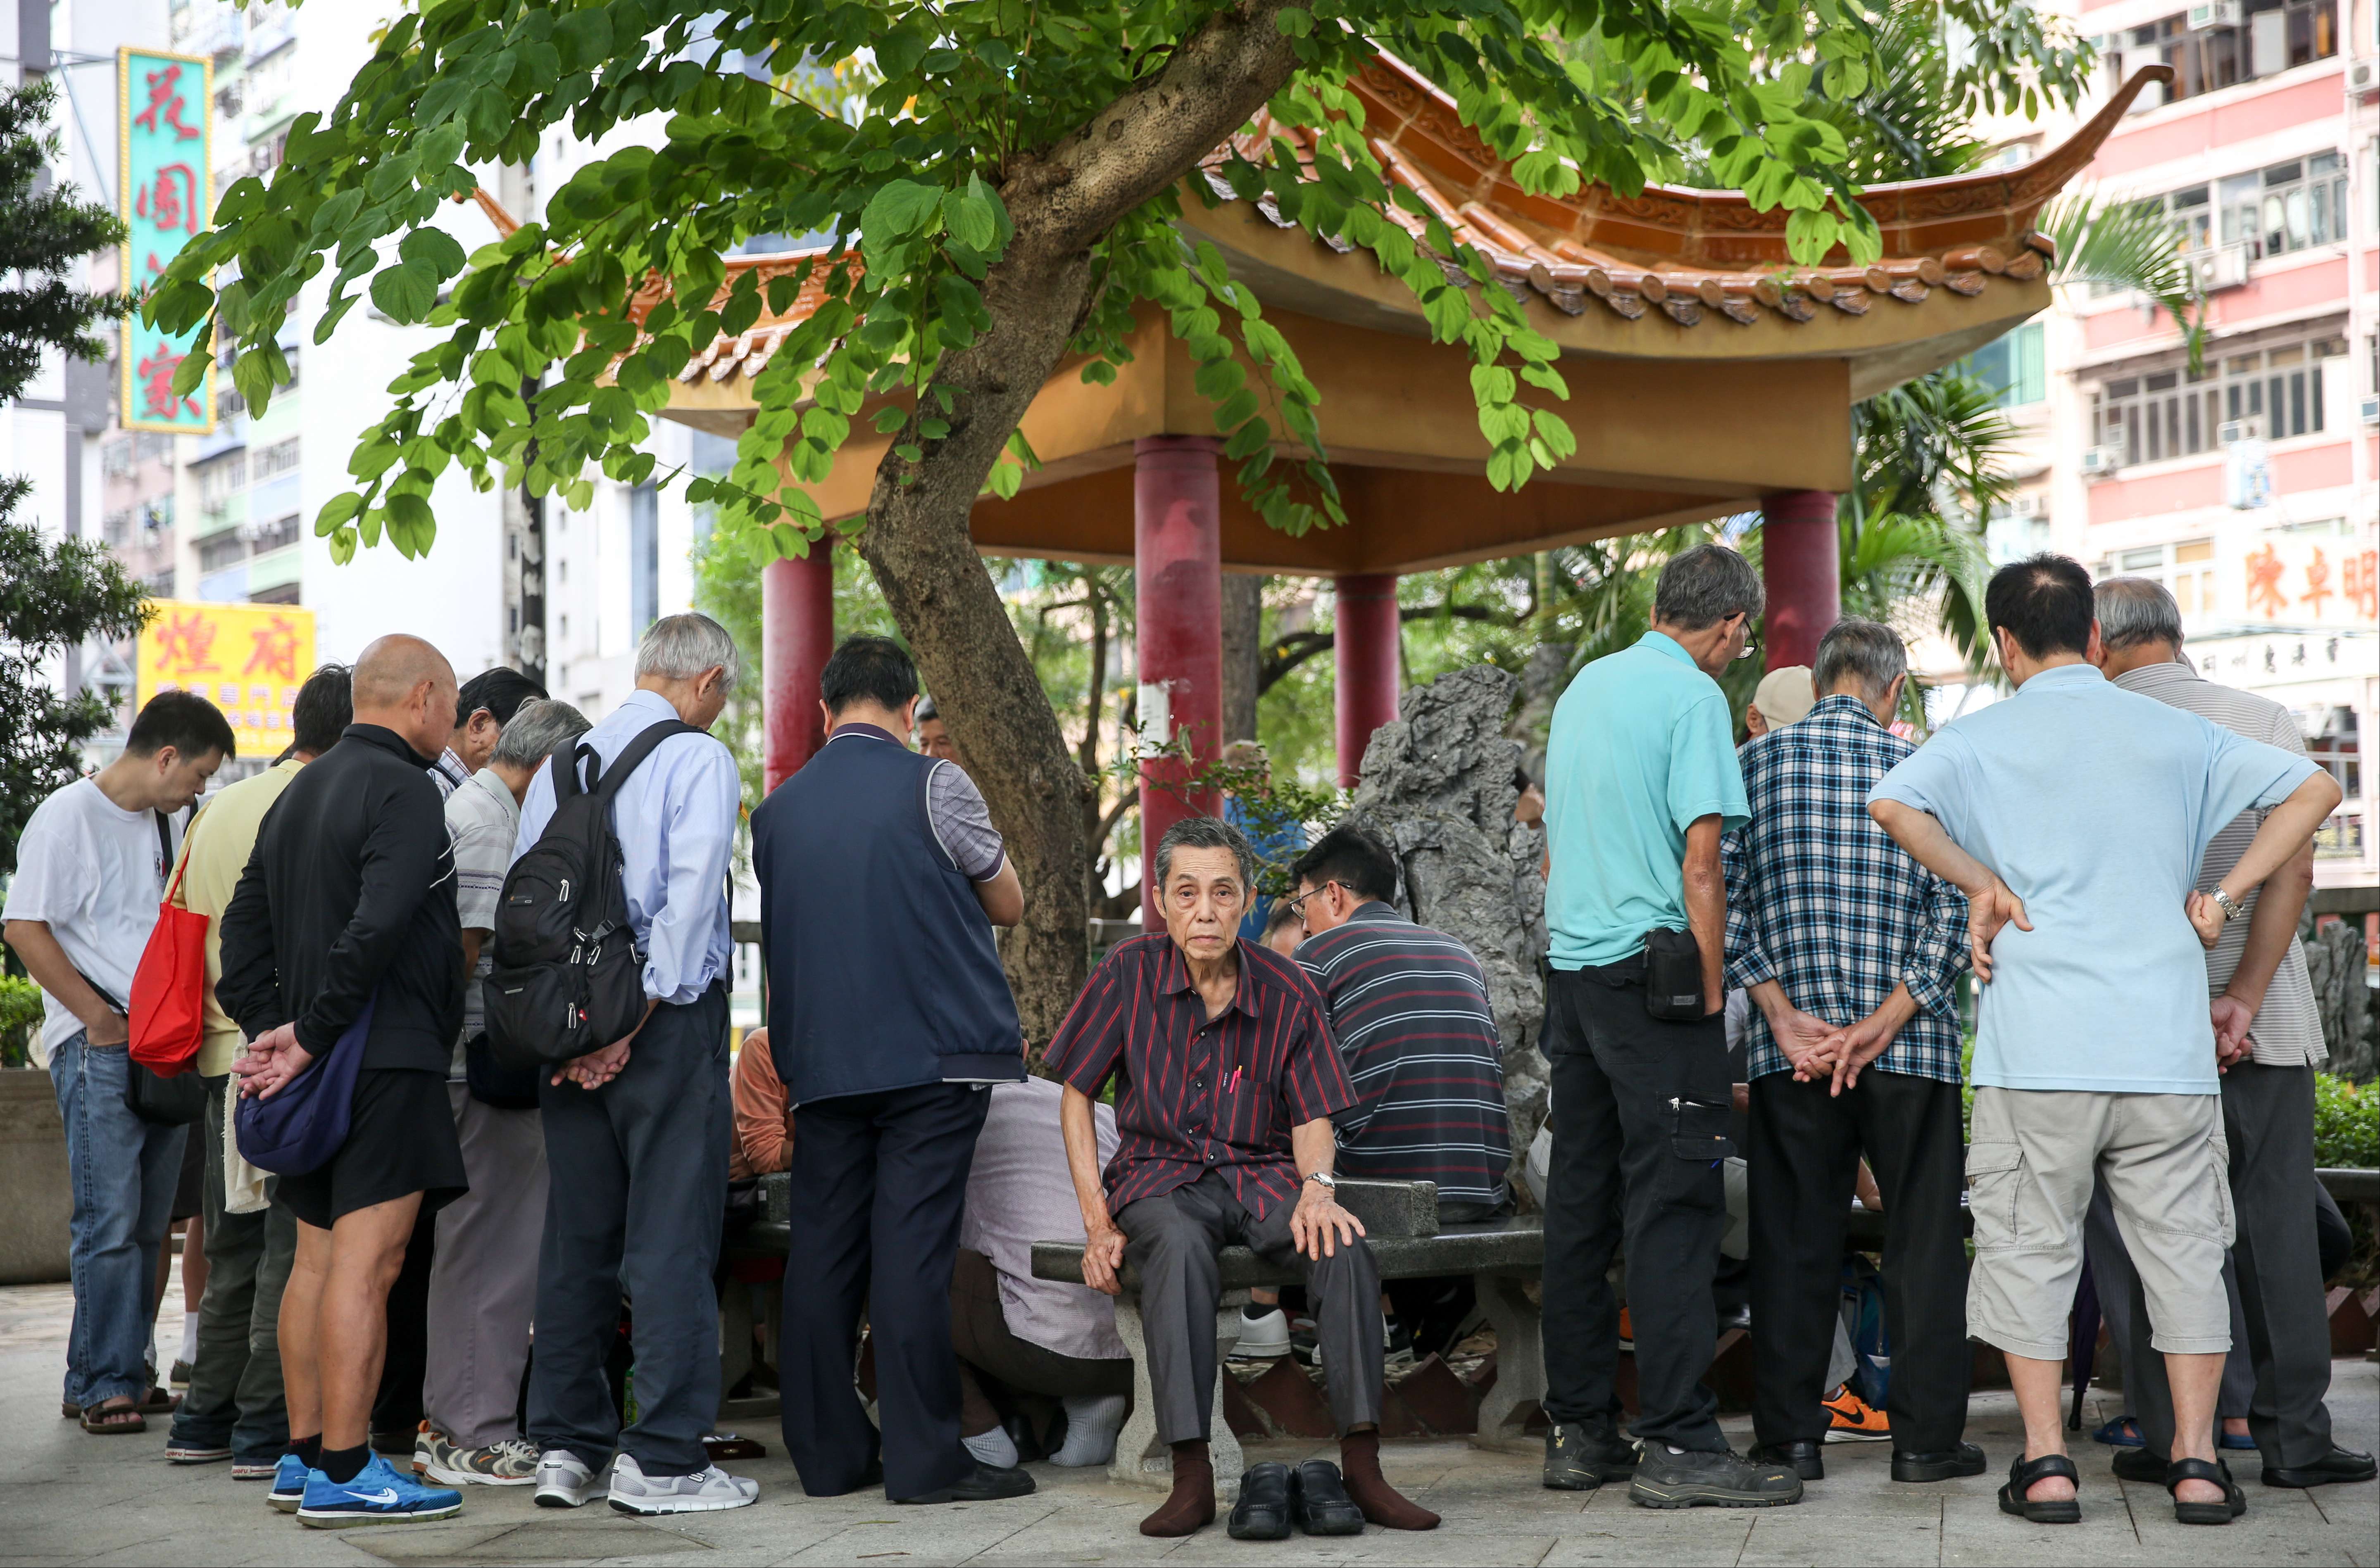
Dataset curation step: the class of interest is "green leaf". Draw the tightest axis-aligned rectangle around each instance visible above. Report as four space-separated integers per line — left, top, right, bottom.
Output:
862 179 942 241
943 189 997 252
370 260 440 323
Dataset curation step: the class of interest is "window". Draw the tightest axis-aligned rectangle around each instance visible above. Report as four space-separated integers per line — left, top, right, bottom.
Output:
2309 705 2361 798
2094 367 2223 462
250 513 301 553
2219 337 2345 438
1959 322 2046 407
2094 539 2219 618
199 532 247 572
198 452 246 503
252 437 300 479
2219 153 2351 258
2106 1 2337 103
102 439 135 477
629 483 659 636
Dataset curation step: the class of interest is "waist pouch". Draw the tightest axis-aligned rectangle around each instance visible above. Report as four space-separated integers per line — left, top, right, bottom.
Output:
1642 927 1704 1021
235 995 374 1176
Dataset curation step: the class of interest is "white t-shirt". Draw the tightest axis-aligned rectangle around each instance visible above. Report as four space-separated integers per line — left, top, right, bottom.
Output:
2 778 180 1067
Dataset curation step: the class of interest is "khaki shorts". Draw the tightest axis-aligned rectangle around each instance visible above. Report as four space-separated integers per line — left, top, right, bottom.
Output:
1966 1086 2233 1361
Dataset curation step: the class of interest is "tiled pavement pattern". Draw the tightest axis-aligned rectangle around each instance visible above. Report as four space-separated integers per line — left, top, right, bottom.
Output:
1 1278 2371 1567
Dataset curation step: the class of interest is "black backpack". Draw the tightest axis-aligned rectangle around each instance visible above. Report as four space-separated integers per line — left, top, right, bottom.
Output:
483 720 701 1069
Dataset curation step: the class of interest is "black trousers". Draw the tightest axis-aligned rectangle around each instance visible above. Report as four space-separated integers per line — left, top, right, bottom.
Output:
1540 963 1732 1452
528 985 730 1478
1747 1068 1971 1455
2128 1061 2337 1469
781 1081 988 1501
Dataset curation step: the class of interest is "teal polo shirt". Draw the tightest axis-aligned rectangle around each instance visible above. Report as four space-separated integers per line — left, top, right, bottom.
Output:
1544 630 1749 969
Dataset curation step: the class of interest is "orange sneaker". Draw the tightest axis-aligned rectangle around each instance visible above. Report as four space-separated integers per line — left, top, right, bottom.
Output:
1617 1308 1634 1350
1821 1385 1891 1442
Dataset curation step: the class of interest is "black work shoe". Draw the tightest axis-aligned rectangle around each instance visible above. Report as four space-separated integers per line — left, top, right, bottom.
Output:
1227 1462 1293 1540
2111 1446 2167 1484
2263 1446 2379 1489
1628 1446 1804 1509
1291 1461 1365 1535
1749 1440 1824 1481
893 1460 1036 1504
1893 1442 1986 1482
1544 1422 1640 1490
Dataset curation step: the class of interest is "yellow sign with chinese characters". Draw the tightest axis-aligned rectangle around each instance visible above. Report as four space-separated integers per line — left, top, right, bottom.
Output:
136 600 316 752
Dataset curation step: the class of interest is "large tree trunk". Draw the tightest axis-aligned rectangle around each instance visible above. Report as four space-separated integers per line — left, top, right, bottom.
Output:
1221 573 1262 742
852 0 1300 1039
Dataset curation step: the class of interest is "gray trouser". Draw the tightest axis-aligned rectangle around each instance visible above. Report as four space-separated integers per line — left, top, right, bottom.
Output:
2083 1180 2252 1418
1115 1170 1382 1444
528 985 729 1478
167 1076 296 1463
424 1083 548 1450
2106 1062 2337 1468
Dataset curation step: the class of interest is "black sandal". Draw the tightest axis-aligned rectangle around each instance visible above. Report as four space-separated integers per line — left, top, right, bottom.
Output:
1997 1453 2080 1524
2165 1457 2244 1525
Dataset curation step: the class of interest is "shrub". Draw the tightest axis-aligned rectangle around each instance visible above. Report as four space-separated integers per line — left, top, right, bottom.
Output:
0 974 41 1070
2314 1073 2380 1170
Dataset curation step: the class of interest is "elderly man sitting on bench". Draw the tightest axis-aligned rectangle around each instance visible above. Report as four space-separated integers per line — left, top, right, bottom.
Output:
1048 816 1440 1541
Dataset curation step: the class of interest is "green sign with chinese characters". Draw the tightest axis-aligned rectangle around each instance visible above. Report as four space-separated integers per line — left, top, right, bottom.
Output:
118 46 214 434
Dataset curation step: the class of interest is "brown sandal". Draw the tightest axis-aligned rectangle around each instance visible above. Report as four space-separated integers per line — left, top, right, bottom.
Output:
79 1396 146 1434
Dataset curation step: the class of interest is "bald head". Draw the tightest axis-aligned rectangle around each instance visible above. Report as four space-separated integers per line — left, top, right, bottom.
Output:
352 634 458 760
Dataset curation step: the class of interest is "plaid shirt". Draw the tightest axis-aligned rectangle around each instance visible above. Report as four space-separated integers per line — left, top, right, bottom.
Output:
1722 694 1969 1083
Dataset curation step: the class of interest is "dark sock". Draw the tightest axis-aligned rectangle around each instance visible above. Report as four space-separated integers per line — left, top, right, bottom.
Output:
291 1434 321 1470
1140 1441 1216 1537
1340 1429 1440 1530
320 1444 370 1485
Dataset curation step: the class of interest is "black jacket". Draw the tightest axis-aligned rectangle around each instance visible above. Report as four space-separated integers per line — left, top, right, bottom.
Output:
217 724 462 1073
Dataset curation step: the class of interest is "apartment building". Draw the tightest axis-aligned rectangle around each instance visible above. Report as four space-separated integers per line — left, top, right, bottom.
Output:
1986 0 2378 891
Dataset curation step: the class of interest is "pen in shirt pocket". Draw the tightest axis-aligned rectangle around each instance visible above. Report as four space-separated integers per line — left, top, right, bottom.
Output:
1226 1065 1242 1093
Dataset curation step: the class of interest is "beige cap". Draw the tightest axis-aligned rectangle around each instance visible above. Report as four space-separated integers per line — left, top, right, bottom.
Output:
1752 665 1816 728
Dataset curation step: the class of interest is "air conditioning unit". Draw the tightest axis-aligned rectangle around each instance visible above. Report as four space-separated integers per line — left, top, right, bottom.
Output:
2187 0 2242 27
2007 493 2047 520
2081 443 2125 475
2220 417 2264 444
2361 394 2380 425
2188 242 2252 292
2349 59 2378 93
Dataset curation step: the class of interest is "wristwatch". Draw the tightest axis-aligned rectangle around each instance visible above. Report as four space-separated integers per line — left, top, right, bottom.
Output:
2212 887 2247 922
1304 1170 1337 1190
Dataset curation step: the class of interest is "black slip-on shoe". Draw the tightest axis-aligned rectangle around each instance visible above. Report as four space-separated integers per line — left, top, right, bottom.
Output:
2111 1445 2168 1485
1292 1461 1365 1535
1628 1446 1804 1509
1748 1441 1823 1482
1226 1463 1293 1541
892 1460 1035 1504
2263 1446 2378 1489
1544 1422 1640 1490
1894 1442 1986 1482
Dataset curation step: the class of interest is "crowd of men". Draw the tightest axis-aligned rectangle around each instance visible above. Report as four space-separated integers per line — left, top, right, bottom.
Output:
1 545 2370 1537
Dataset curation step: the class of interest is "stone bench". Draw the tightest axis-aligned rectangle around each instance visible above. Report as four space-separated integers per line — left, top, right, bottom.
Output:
1028 1179 1546 1491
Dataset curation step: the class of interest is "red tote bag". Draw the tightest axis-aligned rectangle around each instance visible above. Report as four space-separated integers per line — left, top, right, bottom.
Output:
129 815 208 1076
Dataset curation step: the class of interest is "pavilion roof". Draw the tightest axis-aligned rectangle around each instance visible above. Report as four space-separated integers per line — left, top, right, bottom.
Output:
664 58 2169 390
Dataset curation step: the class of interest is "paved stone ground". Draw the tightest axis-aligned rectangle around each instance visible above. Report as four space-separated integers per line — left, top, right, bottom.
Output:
2 1278 2372 1567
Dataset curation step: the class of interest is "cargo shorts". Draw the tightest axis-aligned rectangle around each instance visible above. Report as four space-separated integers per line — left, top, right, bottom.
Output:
1965 1086 2233 1362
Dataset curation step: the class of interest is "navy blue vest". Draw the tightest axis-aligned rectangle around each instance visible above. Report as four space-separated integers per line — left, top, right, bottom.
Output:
751 727 1024 1104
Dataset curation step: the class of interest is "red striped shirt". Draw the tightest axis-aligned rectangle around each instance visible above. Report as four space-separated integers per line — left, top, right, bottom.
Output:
1044 933 1357 1220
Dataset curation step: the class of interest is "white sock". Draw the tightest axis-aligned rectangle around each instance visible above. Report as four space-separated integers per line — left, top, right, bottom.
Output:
1050 1394 1129 1468
178 1311 200 1367
962 1426 1018 1469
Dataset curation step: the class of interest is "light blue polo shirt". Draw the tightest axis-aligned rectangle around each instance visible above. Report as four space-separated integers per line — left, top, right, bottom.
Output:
1545 631 1749 969
1869 662 2317 1094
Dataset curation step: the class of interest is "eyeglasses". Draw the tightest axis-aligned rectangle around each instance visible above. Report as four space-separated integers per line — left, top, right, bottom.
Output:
1733 616 1758 660
1283 884 1335 927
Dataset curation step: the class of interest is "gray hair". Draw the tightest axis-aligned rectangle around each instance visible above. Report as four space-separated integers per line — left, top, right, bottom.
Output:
1813 618 1909 703
1654 543 1765 631
2094 576 2184 652
491 698 592 769
634 612 741 691
1154 815 1257 893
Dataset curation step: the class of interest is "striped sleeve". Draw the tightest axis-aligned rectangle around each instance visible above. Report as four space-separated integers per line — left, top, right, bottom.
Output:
1045 945 1130 1098
1278 985 1359 1125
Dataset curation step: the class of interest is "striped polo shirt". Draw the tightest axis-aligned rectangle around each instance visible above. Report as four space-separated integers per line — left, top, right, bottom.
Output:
1294 902 1512 1209
1045 932 1356 1220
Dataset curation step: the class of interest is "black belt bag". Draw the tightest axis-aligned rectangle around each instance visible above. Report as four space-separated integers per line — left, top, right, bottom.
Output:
1642 927 1704 1021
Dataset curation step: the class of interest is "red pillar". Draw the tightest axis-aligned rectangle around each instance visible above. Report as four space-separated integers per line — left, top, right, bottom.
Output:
1134 437 1224 926
1334 573 1400 788
761 544 835 794
1760 490 1841 672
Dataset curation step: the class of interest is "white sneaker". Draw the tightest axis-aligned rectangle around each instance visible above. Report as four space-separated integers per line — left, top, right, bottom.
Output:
1236 1305 1292 1359
607 1452 759 1516
534 1449 602 1509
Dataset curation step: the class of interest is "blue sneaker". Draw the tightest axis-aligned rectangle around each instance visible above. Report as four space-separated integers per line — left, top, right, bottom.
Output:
268 1453 308 1513
295 1452 462 1528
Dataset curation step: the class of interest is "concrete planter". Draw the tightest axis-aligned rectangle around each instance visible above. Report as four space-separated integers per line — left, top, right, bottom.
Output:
0 1066 71 1285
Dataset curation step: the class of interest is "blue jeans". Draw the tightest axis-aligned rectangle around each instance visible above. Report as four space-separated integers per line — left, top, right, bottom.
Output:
48 1032 186 1407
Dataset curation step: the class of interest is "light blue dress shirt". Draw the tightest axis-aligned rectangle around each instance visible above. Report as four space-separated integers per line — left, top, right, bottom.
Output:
1869 663 2317 1095
1544 630 1749 969
514 688 740 1006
